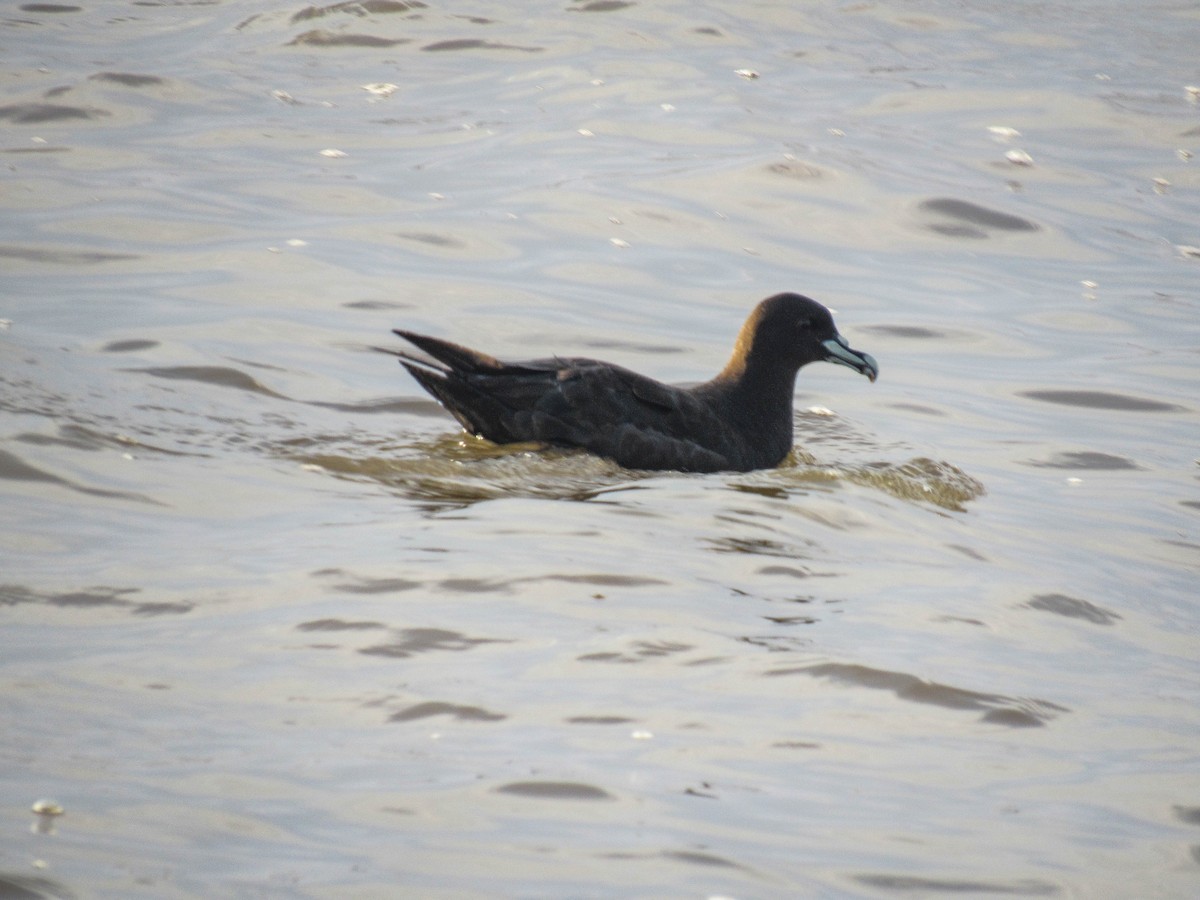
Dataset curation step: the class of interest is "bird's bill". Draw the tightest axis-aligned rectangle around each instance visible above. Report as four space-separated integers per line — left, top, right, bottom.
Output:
821 335 879 383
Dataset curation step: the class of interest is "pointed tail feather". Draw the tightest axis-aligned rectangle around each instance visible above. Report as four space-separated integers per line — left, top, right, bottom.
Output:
390 329 567 444
399 360 520 441
392 329 503 374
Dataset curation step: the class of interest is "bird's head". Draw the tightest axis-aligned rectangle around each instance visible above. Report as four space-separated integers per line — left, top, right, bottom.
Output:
735 292 878 383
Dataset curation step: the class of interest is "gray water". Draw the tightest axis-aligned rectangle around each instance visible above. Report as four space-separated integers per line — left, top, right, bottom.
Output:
2 1 1199 897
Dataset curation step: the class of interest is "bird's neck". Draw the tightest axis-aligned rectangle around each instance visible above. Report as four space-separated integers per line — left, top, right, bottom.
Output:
707 323 800 449
706 359 799 426
714 335 798 400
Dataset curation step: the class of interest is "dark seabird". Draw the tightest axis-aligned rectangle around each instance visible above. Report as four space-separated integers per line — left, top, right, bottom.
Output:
388 292 878 473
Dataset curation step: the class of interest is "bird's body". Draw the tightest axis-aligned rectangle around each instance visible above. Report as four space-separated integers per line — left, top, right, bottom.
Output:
389 293 877 473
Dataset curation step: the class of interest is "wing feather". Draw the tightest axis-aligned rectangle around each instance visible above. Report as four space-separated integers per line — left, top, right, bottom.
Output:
392 333 756 471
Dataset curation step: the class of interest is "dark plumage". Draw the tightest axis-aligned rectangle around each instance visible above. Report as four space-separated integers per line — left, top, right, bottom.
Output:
387 292 878 473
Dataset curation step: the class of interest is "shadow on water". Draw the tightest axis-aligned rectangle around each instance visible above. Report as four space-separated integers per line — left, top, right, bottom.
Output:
745 453 985 513
0 873 76 900
767 662 1069 728
285 428 985 512
287 432 644 509
4 347 984 513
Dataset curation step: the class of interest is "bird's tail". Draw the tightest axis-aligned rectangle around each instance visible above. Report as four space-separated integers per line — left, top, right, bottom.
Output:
386 329 562 443
392 329 503 374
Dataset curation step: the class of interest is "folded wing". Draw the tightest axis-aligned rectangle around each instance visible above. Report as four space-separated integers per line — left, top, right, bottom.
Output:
392 330 742 472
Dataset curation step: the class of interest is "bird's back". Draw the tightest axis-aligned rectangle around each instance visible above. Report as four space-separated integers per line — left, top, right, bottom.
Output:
397 336 771 472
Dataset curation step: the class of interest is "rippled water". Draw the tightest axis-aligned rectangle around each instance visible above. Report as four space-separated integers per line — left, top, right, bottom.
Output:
3 1 1199 897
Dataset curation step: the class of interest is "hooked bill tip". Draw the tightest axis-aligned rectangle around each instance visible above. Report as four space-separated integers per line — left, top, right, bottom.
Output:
861 352 879 383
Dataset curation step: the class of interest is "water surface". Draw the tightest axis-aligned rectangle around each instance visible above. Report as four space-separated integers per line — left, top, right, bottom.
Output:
2 1 1199 897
